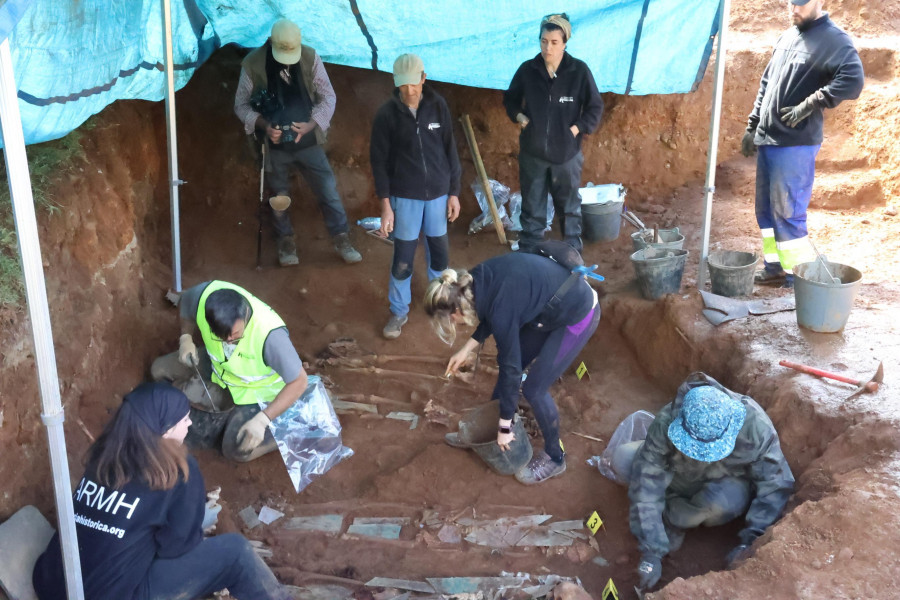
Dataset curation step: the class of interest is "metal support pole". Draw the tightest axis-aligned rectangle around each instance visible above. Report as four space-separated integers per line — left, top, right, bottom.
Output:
697 0 731 289
0 38 85 600
162 0 183 292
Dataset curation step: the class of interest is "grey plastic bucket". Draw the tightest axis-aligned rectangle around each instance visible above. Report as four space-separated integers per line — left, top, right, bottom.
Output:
630 247 689 300
457 402 532 475
793 261 862 332
708 250 759 297
582 200 624 243
631 227 685 252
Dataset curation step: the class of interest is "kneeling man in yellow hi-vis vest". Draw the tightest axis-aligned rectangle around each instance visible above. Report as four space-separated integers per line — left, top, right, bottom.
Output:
151 280 307 462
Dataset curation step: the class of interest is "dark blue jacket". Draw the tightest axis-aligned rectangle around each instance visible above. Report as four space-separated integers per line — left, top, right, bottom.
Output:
749 14 863 147
503 52 604 163
471 252 594 419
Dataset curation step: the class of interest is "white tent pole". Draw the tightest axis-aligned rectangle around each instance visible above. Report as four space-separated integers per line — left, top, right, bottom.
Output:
697 0 731 289
0 38 85 600
162 0 183 292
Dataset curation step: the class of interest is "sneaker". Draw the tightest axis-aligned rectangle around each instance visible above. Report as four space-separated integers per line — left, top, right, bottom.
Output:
334 233 362 264
277 236 299 267
754 269 786 285
514 451 566 485
382 314 408 339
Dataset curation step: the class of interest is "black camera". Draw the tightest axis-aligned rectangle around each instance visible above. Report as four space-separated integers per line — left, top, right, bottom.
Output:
249 88 281 117
274 124 296 144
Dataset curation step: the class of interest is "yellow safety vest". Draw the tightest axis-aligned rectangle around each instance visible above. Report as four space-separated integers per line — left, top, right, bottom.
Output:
197 281 286 406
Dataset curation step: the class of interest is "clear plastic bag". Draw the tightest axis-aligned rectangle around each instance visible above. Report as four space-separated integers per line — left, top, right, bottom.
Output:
588 410 655 484
507 192 523 231
505 191 553 233
263 375 353 493
469 179 513 234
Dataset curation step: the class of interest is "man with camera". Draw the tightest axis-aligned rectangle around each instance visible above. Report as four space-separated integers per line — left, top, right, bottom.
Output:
235 18 361 266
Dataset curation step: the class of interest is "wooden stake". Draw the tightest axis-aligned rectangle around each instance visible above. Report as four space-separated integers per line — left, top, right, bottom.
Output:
460 114 507 245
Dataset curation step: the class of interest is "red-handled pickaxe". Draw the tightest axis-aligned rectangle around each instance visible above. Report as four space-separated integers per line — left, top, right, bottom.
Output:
779 360 884 399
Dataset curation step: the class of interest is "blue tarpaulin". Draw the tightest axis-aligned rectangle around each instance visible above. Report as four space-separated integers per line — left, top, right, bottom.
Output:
6 0 721 146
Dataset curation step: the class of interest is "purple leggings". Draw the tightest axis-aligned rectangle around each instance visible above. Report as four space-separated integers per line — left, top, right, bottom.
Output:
493 304 601 462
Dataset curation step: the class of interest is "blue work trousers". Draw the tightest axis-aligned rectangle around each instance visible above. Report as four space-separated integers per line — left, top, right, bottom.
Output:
755 144 820 272
388 195 449 317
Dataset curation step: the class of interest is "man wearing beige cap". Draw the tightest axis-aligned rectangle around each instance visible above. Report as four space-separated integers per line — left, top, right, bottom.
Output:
235 18 361 266
503 13 603 255
370 54 461 339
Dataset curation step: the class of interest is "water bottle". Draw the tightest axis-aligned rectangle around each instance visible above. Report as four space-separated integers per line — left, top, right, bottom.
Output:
357 217 381 231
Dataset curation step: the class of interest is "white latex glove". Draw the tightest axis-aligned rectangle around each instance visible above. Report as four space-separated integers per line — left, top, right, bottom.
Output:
178 334 198 367
236 411 271 453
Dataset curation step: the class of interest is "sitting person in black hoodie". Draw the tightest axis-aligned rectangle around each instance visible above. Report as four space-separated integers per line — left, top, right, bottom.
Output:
32 382 291 600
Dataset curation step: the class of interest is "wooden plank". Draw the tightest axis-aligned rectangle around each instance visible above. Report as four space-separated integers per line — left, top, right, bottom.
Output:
459 114 507 245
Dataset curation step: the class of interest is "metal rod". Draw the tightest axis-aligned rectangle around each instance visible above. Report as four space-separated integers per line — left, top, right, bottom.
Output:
162 0 183 291
697 0 731 289
0 38 85 600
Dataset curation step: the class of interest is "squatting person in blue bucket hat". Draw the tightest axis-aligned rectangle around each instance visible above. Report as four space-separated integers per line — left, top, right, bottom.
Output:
610 373 795 592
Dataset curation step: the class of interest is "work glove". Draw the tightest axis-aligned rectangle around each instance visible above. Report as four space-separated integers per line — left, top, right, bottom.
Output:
726 543 752 567
779 93 821 128
236 411 271 453
740 129 757 157
178 334 199 367
637 555 662 590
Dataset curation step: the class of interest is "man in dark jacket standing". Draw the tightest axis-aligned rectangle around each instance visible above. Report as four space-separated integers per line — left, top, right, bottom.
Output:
503 13 604 254
742 0 863 287
234 19 361 267
371 54 461 339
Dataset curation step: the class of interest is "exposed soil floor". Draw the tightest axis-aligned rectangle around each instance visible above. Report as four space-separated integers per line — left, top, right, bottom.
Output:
2 3 900 599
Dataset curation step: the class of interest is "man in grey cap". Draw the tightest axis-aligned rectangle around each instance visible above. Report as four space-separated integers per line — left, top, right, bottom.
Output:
612 373 794 591
370 53 461 339
235 18 361 267
741 0 863 287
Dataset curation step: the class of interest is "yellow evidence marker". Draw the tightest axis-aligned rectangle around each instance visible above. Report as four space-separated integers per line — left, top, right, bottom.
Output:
576 361 589 380
602 578 619 600
586 510 604 535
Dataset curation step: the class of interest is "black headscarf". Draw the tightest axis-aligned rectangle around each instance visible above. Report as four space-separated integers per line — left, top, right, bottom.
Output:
121 382 189 436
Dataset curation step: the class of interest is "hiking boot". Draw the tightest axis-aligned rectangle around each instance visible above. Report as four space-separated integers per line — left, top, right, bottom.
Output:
277 236 299 267
382 314 408 339
754 269 786 285
334 233 362 264
514 451 566 485
444 432 470 448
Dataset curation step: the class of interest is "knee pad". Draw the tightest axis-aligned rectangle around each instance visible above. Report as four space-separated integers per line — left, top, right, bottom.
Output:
269 195 291 211
426 234 449 271
391 239 417 280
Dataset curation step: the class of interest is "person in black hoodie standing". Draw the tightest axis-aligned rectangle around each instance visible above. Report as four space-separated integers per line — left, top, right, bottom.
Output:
503 14 604 254
32 382 290 600
741 0 863 287
371 53 461 339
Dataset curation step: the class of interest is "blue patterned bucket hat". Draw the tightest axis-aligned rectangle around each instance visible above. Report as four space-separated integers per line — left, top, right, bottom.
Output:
667 386 746 462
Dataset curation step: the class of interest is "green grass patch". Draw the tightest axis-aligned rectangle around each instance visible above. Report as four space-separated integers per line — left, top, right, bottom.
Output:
0 128 88 308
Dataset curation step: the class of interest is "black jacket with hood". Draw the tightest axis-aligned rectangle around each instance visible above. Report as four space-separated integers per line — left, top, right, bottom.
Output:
503 52 604 164
370 85 461 201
